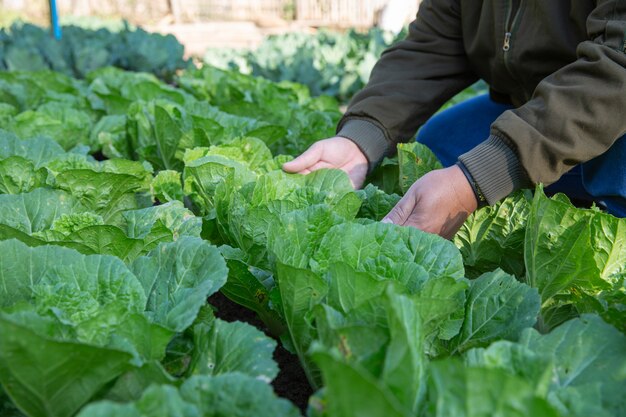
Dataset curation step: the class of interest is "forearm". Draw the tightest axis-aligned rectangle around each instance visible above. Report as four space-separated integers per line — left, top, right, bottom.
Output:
339 0 477 168
460 1 626 204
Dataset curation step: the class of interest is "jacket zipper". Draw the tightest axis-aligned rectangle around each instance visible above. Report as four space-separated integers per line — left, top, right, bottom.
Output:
502 0 524 92
503 0 522 52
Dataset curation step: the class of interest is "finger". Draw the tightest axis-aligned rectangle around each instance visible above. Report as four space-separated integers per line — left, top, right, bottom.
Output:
294 161 334 176
382 193 415 226
290 161 335 177
282 144 322 173
309 161 335 171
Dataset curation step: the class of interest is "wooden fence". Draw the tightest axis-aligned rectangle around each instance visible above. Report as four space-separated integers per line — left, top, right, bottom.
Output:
56 0 171 22
169 0 294 22
177 0 419 27
2 0 420 27
295 0 413 27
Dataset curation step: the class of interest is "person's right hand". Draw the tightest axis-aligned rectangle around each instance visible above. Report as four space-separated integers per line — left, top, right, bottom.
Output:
282 137 369 189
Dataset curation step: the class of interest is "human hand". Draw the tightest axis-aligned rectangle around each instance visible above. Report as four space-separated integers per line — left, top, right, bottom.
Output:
282 137 368 189
382 165 478 239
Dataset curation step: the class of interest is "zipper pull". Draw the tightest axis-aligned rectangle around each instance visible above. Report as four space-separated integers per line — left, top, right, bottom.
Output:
503 32 512 51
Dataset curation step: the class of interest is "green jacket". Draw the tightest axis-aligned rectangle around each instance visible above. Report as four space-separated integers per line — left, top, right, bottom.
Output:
338 0 626 204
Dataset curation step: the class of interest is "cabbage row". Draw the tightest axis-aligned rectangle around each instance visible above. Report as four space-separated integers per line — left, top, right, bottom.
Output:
0 66 624 417
204 28 488 105
0 22 189 81
204 29 400 102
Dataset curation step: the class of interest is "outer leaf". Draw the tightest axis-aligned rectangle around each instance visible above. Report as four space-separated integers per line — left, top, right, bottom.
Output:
276 262 328 385
55 169 148 224
0 239 145 311
381 289 426 413
311 347 410 417
0 188 84 236
412 276 468 353
196 137 274 171
180 374 301 417
313 222 464 284
190 319 278 382
455 191 531 278
79 373 300 417
0 156 47 194
464 341 553 398
104 361 178 403
519 315 626 417
0 130 66 167
183 154 255 214
0 226 46 251
397 225 465 282
590 279 626 333
525 189 605 303
8 103 94 150
590 214 626 283
356 184 401 221
123 201 202 240
59 225 145 262
525 188 626 329
132 237 227 332
151 170 184 203
428 359 560 417
397 142 442 194
76 310 173 364
367 155 401 195
154 104 183 171
450 270 540 354
312 222 414 274
0 238 171 365
0 312 134 417
313 288 428 414
268 205 345 269
326 262 388 313
313 303 389 376
77 385 191 417
215 168 359 265
303 169 362 219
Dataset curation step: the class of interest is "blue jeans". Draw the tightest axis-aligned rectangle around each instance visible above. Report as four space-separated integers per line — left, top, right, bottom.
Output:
416 94 626 217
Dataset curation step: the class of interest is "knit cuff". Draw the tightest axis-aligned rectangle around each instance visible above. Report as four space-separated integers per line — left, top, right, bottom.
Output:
456 161 487 208
458 135 531 205
337 119 393 173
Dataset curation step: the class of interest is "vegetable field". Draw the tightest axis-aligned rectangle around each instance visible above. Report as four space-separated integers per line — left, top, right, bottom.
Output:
0 23 625 417
204 28 487 104
0 22 189 81
204 29 400 102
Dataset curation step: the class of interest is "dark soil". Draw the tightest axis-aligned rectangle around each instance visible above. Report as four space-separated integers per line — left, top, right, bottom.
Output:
208 292 314 413
92 150 107 161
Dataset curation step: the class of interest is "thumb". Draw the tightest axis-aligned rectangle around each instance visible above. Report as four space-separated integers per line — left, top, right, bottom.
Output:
382 194 414 226
282 144 322 173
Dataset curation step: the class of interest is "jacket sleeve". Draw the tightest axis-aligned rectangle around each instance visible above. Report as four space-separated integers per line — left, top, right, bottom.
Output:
460 0 626 204
337 0 478 169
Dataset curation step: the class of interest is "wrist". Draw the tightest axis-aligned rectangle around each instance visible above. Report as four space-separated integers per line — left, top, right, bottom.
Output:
455 162 487 209
337 119 393 173
336 137 368 164
450 164 479 213
458 135 531 205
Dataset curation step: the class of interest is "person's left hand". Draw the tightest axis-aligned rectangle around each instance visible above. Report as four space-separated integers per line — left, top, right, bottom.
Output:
382 165 478 239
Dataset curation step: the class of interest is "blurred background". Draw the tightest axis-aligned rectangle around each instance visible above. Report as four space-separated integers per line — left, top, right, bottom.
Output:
1 0 420 51
0 0 435 103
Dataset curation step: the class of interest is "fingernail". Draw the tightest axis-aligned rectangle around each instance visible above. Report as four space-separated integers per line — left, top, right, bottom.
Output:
381 218 393 224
